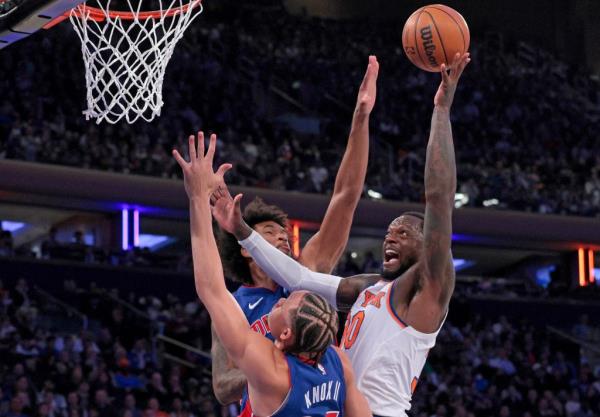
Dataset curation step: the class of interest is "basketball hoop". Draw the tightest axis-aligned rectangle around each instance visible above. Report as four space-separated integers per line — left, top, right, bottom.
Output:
68 0 203 124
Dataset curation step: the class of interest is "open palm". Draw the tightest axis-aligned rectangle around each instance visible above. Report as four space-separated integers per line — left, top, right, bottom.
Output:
355 55 379 116
172 131 232 199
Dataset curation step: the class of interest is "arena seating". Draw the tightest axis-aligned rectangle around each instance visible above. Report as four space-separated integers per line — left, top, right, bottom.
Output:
0 3 598 217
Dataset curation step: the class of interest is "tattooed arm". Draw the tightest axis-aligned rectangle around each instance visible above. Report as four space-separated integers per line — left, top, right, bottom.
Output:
408 53 470 332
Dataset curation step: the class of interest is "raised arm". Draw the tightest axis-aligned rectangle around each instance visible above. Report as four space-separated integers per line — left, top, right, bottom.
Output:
300 56 379 273
173 133 285 393
211 194 380 312
421 53 470 304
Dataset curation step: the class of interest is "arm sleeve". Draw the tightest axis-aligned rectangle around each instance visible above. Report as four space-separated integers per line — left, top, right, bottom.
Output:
238 231 343 310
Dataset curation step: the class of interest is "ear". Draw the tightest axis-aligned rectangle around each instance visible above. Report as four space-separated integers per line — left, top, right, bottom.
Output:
279 327 294 348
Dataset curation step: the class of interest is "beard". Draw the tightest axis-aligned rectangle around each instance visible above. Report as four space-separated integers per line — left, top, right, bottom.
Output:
381 257 416 281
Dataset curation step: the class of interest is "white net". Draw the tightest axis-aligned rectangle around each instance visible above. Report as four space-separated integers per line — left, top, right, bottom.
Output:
69 0 203 124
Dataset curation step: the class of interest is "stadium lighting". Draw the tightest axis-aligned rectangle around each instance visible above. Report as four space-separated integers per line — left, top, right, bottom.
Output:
138 234 174 250
483 198 499 207
133 209 140 247
292 222 300 258
367 189 383 200
454 193 469 208
589 250 595 283
122 209 129 250
1 221 26 232
453 258 475 271
578 248 586 286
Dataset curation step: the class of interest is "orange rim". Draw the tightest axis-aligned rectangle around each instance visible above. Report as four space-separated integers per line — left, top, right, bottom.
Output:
69 0 202 22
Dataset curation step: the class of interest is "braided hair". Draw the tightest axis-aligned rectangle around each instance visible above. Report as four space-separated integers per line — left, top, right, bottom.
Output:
288 293 339 365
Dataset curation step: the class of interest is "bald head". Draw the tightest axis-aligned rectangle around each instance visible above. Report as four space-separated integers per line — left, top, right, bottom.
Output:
389 212 424 233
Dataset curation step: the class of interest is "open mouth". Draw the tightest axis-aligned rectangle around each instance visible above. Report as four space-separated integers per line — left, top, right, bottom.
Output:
383 249 400 269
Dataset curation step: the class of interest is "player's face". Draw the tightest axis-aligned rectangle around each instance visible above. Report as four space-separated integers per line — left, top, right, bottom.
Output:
268 291 306 351
253 221 291 256
381 215 423 279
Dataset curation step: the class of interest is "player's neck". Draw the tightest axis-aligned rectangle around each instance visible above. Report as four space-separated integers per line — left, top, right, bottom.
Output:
249 263 279 291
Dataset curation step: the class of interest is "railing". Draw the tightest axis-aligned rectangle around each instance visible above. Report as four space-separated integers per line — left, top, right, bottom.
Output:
99 289 152 322
94 288 212 371
33 285 88 330
156 334 212 375
547 326 600 355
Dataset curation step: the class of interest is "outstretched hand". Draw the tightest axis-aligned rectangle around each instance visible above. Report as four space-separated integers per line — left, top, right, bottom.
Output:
355 55 379 117
434 52 470 110
172 132 232 200
210 187 244 237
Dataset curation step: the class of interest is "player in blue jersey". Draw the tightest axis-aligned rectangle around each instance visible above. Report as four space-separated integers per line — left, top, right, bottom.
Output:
211 56 380 406
172 133 371 417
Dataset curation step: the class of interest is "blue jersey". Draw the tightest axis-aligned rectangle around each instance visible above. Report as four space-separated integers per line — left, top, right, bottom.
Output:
233 285 288 341
240 346 346 417
233 284 288 411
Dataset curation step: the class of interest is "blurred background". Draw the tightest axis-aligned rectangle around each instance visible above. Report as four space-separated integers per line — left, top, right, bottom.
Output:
0 0 599 416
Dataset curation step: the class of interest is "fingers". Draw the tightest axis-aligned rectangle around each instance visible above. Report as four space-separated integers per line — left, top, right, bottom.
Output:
209 192 218 206
363 55 379 85
172 149 187 169
233 193 243 212
454 52 471 79
206 133 217 163
216 163 233 178
440 63 449 84
197 131 205 159
369 55 380 76
451 52 461 69
188 135 196 161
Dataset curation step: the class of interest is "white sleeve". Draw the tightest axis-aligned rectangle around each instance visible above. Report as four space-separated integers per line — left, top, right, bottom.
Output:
238 231 342 310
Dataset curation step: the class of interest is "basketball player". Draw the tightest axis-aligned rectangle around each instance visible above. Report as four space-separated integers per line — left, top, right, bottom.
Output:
211 56 379 405
212 52 470 417
172 134 371 417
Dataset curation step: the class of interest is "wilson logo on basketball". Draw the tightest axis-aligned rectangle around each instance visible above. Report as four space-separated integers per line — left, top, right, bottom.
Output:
420 26 438 67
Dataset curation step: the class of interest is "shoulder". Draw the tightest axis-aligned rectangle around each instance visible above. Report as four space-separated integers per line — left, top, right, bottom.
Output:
232 286 245 300
338 274 382 297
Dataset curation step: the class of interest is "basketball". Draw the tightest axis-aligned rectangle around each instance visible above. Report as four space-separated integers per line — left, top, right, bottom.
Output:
402 4 470 72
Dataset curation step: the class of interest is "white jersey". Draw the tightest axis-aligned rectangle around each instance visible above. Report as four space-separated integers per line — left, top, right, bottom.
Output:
340 280 445 417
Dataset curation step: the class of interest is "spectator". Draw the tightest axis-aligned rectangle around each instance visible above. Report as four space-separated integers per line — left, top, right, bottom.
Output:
2 396 29 417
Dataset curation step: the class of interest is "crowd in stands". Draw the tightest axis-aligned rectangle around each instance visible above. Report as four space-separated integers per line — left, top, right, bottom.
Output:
0 226 190 272
0 277 226 417
1 273 599 417
0 2 599 218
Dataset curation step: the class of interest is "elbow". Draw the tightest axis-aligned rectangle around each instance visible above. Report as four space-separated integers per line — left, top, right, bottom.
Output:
212 378 236 405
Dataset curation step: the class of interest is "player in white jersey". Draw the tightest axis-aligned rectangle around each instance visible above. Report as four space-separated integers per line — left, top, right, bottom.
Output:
210 52 470 417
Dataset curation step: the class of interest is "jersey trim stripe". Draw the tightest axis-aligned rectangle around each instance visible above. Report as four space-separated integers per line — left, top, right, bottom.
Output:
385 282 408 328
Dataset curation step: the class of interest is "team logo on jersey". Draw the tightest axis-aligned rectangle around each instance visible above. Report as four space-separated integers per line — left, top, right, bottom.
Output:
361 290 385 308
250 314 271 336
248 297 264 310
317 363 326 375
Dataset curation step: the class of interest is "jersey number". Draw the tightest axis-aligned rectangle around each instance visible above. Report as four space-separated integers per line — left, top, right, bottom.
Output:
341 311 364 349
